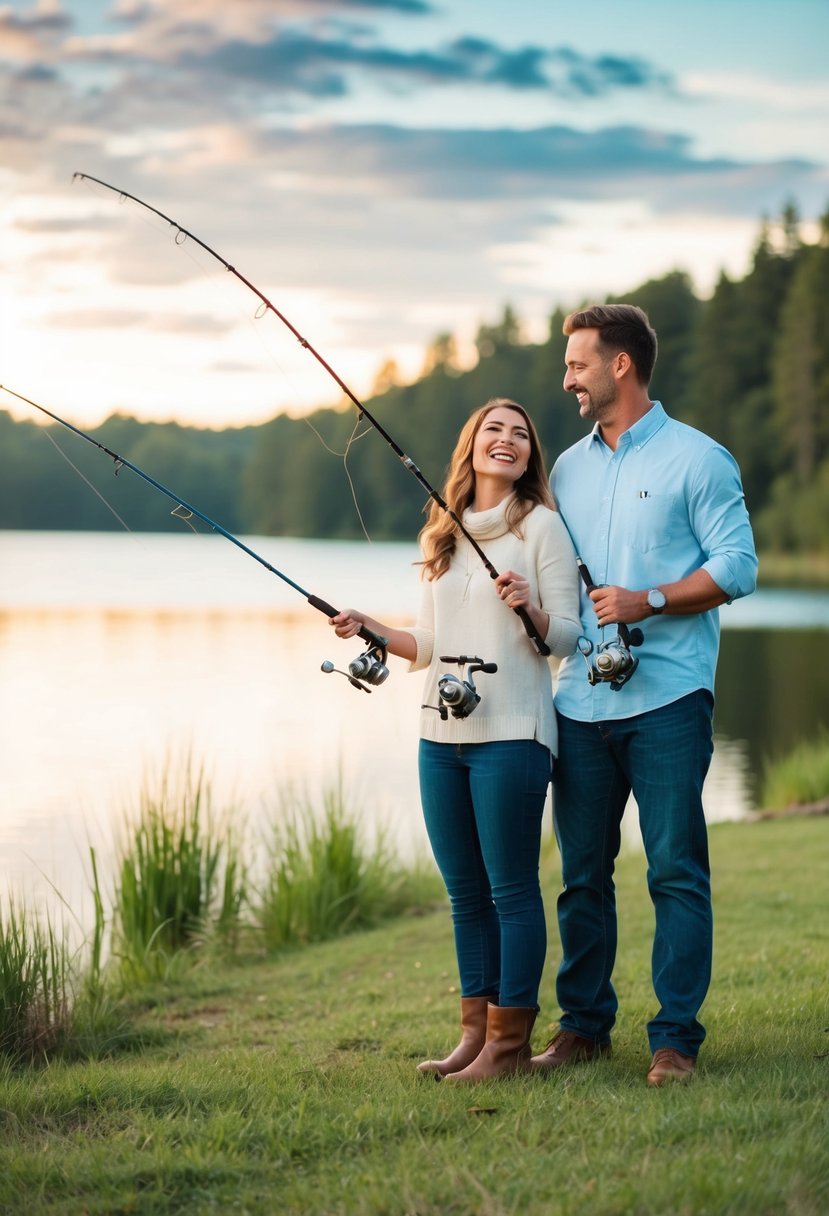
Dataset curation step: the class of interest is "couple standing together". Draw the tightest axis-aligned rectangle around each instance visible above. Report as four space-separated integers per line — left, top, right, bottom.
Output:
331 304 758 1087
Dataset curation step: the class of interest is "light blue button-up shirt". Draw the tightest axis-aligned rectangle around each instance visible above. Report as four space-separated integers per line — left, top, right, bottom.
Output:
551 402 758 722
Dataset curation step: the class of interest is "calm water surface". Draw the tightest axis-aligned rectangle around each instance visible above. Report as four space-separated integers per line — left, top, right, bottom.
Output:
2 531 828 913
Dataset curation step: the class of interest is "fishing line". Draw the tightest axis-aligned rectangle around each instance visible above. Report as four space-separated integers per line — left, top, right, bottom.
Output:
72 172 551 656
36 424 133 533
73 174 376 541
0 384 389 691
336 417 373 543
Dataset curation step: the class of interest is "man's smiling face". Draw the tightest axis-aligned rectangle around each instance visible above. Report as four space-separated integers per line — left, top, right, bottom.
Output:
563 328 619 424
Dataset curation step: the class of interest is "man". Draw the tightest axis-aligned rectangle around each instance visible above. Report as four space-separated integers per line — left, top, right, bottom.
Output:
533 304 757 1086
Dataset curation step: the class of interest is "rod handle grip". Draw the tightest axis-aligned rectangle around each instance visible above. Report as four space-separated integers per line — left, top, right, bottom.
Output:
576 558 596 592
515 606 550 657
307 594 387 651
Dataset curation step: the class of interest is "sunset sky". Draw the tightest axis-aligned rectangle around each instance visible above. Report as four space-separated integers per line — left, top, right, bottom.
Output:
2 0 828 429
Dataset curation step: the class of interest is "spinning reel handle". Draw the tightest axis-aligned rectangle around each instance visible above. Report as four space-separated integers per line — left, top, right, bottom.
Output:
320 660 371 693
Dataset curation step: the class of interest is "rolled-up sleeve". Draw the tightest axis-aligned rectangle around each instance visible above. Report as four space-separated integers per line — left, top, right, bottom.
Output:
690 447 758 601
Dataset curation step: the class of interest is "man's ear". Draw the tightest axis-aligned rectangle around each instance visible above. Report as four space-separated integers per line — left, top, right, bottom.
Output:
614 351 633 379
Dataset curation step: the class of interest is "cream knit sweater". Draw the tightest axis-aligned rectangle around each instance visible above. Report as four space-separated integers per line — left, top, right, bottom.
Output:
408 497 582 755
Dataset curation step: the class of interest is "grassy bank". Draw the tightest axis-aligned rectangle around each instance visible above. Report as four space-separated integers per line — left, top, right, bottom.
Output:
1 817 826 1216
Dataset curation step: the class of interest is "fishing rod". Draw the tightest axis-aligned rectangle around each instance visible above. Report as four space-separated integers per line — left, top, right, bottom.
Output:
72 172 551 657
0 385 388 693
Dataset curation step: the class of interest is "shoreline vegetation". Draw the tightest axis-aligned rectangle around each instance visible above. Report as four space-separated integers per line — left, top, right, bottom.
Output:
1 766 445 1068
1 749 827 1213
3 204 829 569
755 550 829 589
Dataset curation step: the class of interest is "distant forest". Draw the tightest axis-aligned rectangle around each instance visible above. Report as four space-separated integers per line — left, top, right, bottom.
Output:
2 203 827 553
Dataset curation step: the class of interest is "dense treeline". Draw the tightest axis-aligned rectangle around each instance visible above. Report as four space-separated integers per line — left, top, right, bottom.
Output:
2 204 827 551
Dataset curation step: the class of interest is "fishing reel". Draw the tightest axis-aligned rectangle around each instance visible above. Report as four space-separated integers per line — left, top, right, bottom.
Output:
347 642 390 686
423 655 498 721
321 639 389 694
577 624 643 692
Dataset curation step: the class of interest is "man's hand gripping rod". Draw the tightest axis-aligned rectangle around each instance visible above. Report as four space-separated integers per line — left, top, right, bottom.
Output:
575 558 643 691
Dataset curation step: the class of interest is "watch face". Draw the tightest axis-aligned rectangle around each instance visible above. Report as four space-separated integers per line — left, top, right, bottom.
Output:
648 589 666 611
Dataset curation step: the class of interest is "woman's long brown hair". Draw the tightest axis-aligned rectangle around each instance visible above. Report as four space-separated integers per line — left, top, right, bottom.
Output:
418 398 554 580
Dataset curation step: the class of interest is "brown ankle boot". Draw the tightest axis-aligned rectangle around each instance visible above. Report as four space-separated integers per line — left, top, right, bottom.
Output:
417 996 489 1077
443 1003 537 1084
530 1028 611 1072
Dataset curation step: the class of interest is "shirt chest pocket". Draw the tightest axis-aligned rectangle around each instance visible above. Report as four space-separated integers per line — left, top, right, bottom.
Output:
627 492 677 552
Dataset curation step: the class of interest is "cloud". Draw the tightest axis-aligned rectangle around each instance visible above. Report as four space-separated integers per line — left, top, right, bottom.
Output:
61 0 432 67
248 122 821 213
188 31 468 95
26 119 822 301
0 7 72 64
44 117 821 349
45 307 234 335
174 31 673 101
13 213 120 235
45 308 147 329
114 0 434 22
9 2 674 107
343 0 433 10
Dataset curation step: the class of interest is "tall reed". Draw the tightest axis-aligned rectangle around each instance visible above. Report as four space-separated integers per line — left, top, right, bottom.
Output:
67 845 133 1055
0 899 72 1063
255 783 440 951
112 760 246 979
760 727 829 808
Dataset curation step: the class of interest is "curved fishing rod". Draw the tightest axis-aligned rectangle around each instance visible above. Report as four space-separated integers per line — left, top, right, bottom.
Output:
72 171 551 657
0 384 388 693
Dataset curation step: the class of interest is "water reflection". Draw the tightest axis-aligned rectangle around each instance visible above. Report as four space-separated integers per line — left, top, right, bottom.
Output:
0 609 427 909
715 628 829 802
2 532 828 915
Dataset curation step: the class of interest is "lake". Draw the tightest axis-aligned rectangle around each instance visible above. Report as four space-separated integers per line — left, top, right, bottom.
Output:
2 531 828 915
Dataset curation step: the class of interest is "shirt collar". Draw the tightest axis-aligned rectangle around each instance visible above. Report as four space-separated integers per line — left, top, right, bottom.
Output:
588 400 667 451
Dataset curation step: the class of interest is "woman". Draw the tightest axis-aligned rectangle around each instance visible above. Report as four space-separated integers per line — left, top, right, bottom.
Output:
330 399 581 1082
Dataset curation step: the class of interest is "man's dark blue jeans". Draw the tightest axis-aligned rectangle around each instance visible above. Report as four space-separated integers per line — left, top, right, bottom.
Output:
418 738 551 1009
553 690 714 1056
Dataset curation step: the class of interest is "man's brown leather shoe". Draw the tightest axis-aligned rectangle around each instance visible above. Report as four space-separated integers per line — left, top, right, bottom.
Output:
530 1029 611 1072
646 1048 696 1086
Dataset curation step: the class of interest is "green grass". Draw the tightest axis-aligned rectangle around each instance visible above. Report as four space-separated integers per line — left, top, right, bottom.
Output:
1 817 826 1215
108 764 440 980
0 863 154 1068
110 761 246 981
760 730 829 809
0 900 71 1064
254 784 441 950
0 769 441 1070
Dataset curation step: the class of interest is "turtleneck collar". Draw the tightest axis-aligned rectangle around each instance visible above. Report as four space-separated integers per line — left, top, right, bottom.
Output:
461 493 516 540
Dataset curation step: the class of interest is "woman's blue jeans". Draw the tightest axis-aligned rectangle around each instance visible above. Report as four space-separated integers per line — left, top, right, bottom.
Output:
418 738 551 1009
553 691 714 1056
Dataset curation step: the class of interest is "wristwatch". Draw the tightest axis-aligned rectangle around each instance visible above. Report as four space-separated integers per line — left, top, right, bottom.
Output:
647 588 667 615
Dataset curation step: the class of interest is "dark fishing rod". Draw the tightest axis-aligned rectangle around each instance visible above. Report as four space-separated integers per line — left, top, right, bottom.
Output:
72 171 551 657
0 384 388 693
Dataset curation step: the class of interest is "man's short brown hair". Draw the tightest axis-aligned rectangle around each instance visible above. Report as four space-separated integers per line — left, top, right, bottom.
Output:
563 304 658 386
